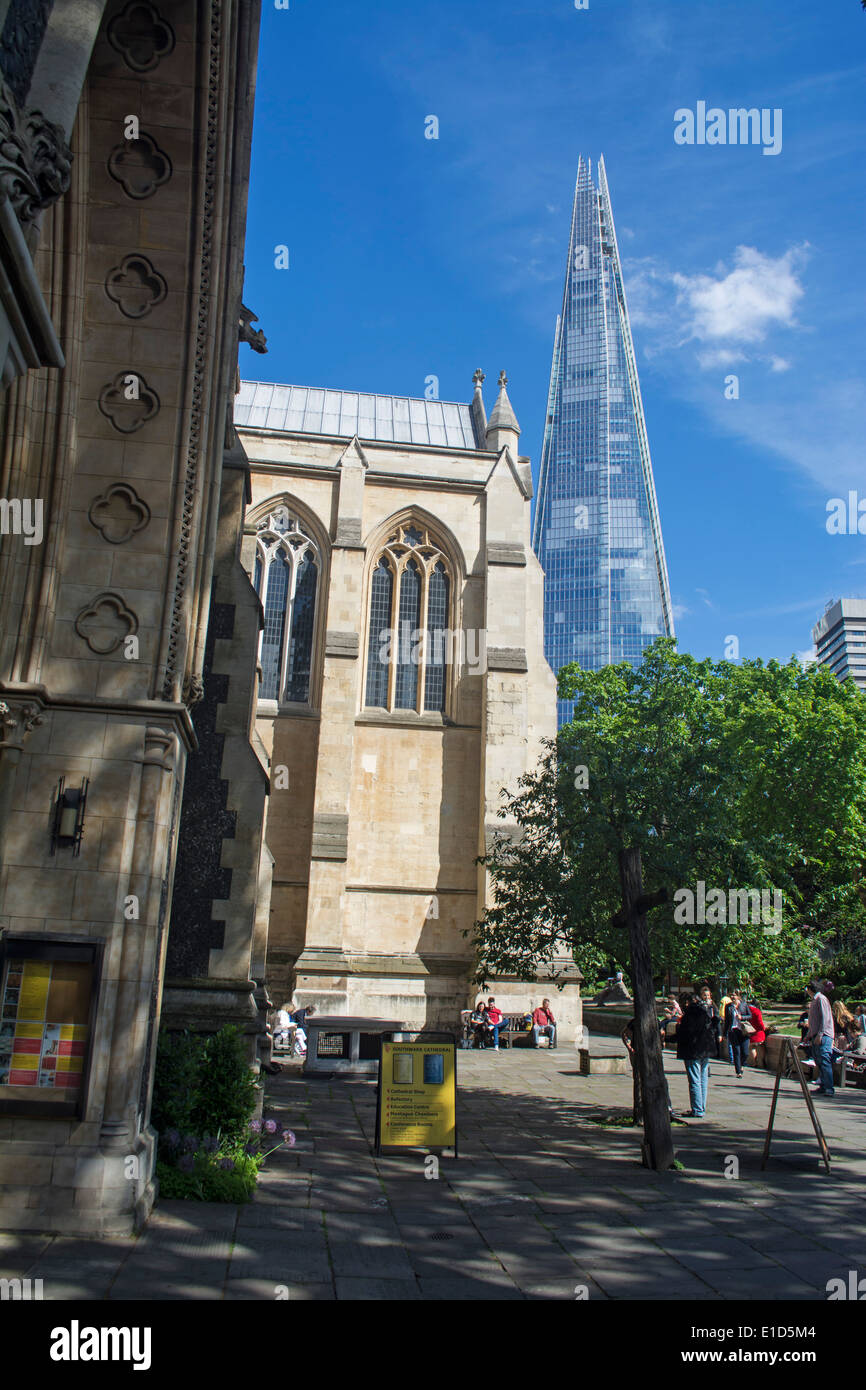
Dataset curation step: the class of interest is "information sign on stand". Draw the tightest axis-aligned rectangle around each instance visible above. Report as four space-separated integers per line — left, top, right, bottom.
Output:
761 1036 831 1174
375 1031 457 1157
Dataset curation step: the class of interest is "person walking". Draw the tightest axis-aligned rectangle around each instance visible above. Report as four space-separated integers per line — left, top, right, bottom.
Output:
805 979 836 1097
676 991 717 1117
719 990 734 1063
723 990 752 1077
699 986 723 1059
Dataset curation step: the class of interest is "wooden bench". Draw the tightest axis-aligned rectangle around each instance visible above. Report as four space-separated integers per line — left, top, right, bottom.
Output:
459 1013 548 1049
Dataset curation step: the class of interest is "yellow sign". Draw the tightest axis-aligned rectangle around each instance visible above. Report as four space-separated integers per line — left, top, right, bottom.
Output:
379 1040 456 1151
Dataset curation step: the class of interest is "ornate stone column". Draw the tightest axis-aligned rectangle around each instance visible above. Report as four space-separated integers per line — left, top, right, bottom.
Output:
0 696 43 860
99 725 177 1153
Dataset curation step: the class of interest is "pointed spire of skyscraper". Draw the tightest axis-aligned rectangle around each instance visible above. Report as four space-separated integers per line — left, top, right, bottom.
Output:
532 156 674 725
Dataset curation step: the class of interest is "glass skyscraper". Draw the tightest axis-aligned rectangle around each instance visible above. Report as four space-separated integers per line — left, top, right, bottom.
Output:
532 156 674 724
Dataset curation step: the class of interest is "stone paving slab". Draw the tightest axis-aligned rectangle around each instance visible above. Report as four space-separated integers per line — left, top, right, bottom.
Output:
0 1045 863 1299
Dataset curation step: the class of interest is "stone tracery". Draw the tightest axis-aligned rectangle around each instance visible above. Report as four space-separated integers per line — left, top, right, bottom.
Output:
253 507 320 705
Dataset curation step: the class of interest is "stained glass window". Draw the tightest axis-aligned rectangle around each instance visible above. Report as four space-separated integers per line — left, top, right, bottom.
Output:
424 563 449 712
395 559 421 709
365 558 393 707
364 524 453 716
286 555 317 702
253 507 320 705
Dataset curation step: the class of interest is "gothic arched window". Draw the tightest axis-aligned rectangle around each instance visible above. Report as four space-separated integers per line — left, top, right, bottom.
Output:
253 506 319 704
364 522 453 715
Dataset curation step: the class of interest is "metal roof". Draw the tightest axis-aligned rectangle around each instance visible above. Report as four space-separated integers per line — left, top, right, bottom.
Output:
234 380 480 450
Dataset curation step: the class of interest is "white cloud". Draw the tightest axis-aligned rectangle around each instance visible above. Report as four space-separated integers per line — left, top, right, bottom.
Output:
705 380 866 493
671 602 691 620
797 647 817 667
695 346 744 369
672 245 807 348
624 244 865 492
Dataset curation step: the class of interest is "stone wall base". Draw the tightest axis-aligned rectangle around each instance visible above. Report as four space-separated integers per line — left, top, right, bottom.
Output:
0 1128 157 1237
160 978 266 1066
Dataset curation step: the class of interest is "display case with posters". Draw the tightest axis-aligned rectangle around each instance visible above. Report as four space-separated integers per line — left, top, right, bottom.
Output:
0 938 102 1117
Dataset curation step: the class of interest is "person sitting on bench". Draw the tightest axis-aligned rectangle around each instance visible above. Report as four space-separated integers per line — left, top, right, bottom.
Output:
470 1000 490 1048
531 1000 557 1049
486 998 507 1050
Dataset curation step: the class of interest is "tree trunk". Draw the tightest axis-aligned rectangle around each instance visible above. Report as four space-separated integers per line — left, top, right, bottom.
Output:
631 1054 643 1125
619 847 675 1170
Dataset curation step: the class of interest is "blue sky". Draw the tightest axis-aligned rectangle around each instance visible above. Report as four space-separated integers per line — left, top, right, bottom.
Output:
242 0 866 666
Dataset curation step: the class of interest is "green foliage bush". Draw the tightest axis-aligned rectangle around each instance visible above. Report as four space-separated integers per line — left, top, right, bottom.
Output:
822 950 866 998
192 1025 259 1142
155 1157 257 1204
150 1030 204 1136
151 1024 264 1203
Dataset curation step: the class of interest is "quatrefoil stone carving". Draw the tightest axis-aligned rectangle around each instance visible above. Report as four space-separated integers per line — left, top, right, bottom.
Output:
107 133 171 200
75 593 139 655
107 1 176 73
88 484 151 544
105 254 167 319
98 372 160 434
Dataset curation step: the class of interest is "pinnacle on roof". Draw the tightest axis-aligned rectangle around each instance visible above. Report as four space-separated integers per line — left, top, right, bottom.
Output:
486 371 520 437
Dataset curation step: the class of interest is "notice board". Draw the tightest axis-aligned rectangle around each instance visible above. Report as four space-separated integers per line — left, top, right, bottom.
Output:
375 1032 457 1156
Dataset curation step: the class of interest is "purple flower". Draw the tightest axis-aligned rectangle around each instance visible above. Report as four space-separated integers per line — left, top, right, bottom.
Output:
219 1158 235 1171
264 1119 277 1134
282 1130 296 1147
244 1140 258 1156
248 1119 262 1134
202 1135 219 1154
177 1154 195 1173
181 1134 199 1153
164 1129 180 1150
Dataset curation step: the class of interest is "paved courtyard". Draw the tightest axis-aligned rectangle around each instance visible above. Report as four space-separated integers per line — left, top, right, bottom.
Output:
1 1046 864 1300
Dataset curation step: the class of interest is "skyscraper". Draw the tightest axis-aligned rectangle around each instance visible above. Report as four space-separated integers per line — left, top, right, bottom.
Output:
532 156 675 723
812 599 866 691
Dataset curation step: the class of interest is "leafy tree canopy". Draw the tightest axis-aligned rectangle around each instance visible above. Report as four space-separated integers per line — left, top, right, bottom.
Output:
473 639 866 994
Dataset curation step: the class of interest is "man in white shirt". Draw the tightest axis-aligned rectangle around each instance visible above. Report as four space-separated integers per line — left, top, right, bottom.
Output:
805 979 835 1097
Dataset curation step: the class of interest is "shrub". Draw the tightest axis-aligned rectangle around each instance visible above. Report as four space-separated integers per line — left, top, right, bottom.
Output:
150 1030 204 1136
192 1025 259 1142
155 1157 257 1204
151 1026 294 1204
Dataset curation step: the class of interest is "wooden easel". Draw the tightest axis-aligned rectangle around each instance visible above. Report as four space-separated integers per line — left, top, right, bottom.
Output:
761 1037 831 1173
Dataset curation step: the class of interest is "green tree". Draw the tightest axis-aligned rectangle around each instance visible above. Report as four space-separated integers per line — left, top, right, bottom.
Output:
473 641 866 1166
475 640 866 991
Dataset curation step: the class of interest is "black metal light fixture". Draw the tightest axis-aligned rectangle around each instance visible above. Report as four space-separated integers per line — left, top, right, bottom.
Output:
51 776 89 855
